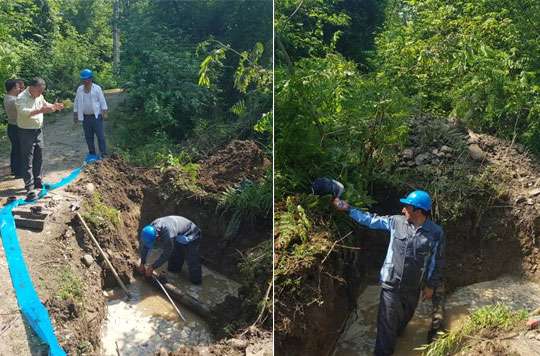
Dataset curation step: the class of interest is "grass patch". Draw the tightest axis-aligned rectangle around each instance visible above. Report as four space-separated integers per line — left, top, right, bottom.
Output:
56 266 84 302
420 304 527 355
82 192 121 230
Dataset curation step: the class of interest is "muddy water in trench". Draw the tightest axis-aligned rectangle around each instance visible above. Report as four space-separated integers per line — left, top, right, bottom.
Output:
101 278 214 356
334 276 540 356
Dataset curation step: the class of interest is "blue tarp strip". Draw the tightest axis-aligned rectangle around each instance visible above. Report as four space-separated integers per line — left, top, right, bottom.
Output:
0 154 100 355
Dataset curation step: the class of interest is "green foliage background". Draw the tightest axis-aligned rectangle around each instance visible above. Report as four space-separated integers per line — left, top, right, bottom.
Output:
0 0 115 104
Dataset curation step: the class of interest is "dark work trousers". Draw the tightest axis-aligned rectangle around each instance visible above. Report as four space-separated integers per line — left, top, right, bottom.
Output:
7 124 21 176
167 238 202 284
375 288 420 356
82 114 107 156
18 128 44 191
428 286 445 342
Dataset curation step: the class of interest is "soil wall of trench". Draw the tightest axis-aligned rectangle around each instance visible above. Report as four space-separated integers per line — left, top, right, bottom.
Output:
276 131 540 356
53 140 271 354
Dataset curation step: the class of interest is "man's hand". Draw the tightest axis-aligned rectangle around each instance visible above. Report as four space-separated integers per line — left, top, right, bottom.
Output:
332 197 350 212
41 106 54 114
137 263 146 275
54 102 64 111
422 287 434 300
144 266 154 278
102 110 108 119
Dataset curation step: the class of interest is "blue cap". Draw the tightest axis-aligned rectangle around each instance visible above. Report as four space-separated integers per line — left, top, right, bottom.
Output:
400 190 432 211
140 225 157 248
80 69 93 80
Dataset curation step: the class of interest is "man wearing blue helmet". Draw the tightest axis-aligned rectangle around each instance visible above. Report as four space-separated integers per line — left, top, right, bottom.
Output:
73 68 109 159
333 190 445 356
138 215 202 285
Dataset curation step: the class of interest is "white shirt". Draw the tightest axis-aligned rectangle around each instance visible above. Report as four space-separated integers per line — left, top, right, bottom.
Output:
15 89 46 129
81 91 94 115
73 83 108 121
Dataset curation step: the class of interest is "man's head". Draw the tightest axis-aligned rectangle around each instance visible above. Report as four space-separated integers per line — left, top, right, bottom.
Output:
4 79 18 94
399 190 431 223
140 224 157 249
28 77 46 98
80 69 93 86
15 79 25 92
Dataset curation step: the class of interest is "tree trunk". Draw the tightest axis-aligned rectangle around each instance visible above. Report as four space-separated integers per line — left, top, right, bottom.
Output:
112 0 121 74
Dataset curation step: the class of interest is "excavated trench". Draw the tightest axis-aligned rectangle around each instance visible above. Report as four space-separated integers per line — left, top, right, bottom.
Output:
277 184 536 356
330 200 525 356
57 145 270 355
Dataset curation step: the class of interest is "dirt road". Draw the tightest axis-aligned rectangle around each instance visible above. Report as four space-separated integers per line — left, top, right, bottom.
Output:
0 90 124 355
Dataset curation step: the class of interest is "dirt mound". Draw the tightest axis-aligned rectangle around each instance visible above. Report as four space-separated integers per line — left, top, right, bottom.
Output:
163 327 272 356
68 157 160 286
198 140 270 193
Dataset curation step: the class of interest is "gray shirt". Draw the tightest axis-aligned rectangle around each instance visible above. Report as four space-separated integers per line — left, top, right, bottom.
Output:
3 94 18 125
139 216 201 269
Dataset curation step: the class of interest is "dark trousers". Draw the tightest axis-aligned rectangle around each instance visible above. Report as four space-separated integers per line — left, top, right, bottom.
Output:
375 288 420 356
7 124 21 176
167 238 202 284
83 114 106 156
18 128 44 191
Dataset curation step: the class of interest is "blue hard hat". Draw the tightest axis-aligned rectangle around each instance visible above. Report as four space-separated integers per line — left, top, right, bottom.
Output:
80 69 93 80
140 225 157 248
400 190 432 211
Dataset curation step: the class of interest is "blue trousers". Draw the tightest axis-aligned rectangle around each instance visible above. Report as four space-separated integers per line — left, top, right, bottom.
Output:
83 114 107 156
167 238 202 284
375 288 420 356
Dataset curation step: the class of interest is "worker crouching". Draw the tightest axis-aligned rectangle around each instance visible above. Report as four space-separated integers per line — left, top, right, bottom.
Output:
138 215 202 285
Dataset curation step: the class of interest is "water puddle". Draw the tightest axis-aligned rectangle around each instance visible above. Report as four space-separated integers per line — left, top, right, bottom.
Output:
101 278 214 356
334 276 540 356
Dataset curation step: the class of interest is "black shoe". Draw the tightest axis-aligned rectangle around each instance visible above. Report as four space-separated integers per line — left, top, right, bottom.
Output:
26 190 38 201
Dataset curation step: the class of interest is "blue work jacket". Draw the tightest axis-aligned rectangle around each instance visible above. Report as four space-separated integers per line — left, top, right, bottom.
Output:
349 208 445 291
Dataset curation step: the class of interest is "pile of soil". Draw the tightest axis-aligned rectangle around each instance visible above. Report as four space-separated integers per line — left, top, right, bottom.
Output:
67 157 160 286
198 140 270 193
161 327 272 356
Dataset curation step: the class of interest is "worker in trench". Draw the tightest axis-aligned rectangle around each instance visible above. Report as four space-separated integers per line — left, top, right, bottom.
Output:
138 215 202 285
333 190 445 356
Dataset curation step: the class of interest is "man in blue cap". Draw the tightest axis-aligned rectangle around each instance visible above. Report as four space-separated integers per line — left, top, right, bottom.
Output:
73 68 108 159
138 215 202 285
333 190 445 356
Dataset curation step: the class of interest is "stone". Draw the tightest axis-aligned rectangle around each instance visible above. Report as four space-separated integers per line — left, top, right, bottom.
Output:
516 196 526 204
529 188 540 197
158 347 168 356
441 145 453 153
227 338 248 349
468 144 487 161
467 132 480 144
432 148 439 155
402 148 414 160
415 153 431 166
86 183 96 194
82 254 94 267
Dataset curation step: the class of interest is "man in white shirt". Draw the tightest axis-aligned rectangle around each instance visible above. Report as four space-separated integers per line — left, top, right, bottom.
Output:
73 69 108 158
3 79 23 177
16 77 64 193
